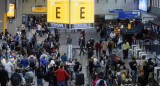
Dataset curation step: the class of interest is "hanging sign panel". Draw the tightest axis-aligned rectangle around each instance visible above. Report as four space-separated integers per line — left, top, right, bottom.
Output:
47 0 69 24
47 0 94 29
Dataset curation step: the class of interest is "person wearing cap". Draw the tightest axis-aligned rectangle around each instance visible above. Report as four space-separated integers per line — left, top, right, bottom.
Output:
61 53 67 63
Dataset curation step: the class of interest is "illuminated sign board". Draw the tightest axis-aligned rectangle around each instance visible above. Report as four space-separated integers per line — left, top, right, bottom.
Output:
32 5 47 12
7 4 15 18
47 0 94 29
139 0 147 11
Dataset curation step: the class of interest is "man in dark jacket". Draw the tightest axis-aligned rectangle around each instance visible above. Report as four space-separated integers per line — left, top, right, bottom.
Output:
10 69 22 86
0 65 9 86
129 57 138 83
138 71 147 86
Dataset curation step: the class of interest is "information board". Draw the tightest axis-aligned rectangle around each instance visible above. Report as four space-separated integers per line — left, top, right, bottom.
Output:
47 0 94 29
109 9 123 13
7 4 15 18
118 11 140 19
32 5 47 12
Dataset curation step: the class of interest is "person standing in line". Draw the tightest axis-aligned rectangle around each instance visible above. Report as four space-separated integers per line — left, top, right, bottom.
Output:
79 37 85 56
66 35 72 53
129 57 138 83
108 39 114 56
73 59 82 74
0 65 9 86
5 59 13 79
61 53 68 63
54 65 70 86
101 39 108 56
117 36 123 50
95 41 101 58
81 30 86 43
122 40 130 59
21 55 29 68
40 56 47 73
109 31 116 39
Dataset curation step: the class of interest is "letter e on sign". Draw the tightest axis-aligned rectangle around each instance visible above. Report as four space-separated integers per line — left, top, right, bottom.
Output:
56 7 60 19
80 7 85 19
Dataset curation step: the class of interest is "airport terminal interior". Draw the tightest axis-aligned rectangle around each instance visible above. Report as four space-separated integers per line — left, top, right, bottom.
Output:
0 0 160 86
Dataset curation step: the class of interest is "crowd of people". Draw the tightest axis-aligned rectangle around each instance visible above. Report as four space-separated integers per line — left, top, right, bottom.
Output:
86 24 158 86
0 16 83 86
0 16 159 86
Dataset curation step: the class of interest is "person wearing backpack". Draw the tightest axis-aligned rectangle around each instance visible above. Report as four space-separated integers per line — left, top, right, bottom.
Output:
0 65 9 86
108 39 114 56
31 34 37 48
29 57 35 70
95 72 107 86
10 69 22 86
37 68 44 86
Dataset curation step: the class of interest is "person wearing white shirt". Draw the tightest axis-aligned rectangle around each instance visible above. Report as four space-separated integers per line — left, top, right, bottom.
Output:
5 59 13 78
67 59 74 82
93 57 98 65
110 31 116 39
118 36 123 50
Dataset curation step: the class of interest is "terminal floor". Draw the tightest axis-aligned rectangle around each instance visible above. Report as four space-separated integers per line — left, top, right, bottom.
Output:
8 28 151 86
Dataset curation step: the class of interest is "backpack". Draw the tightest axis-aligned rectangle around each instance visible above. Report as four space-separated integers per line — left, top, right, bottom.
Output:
2 43 6 49
108 42 112 48
98 79 105 86
29 57 35 67
43 72 49 82
11 73 21 85
32 37 36 43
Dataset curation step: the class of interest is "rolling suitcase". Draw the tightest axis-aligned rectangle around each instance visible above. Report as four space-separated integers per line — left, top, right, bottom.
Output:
75 73 84 85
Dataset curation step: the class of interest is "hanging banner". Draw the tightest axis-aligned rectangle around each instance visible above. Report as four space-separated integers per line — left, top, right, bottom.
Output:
7 4 15 18
47 0 94 29
47 0 69 24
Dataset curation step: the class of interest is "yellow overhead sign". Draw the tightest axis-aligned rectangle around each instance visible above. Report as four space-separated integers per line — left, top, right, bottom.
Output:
70 0 94 24
32 5 47 13
7 4 15 17
47 0 94 29
47 0 69 23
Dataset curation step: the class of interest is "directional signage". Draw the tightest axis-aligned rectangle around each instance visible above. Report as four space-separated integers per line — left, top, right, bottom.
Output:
109 9 123 13
47 0 69 24
47 0 94 29
118 11 140 19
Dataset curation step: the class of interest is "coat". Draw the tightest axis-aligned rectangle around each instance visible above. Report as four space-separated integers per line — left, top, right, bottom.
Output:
101 41 108 51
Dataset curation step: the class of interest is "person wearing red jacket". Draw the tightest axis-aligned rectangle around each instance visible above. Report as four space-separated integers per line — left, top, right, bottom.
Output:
54 65 70 86
95 41 101 57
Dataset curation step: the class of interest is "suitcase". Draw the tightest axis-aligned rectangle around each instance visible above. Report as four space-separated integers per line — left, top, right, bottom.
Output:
75 73 84 85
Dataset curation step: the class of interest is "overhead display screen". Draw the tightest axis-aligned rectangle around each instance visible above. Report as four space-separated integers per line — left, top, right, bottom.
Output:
139 0 147 11
7 4 15 18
